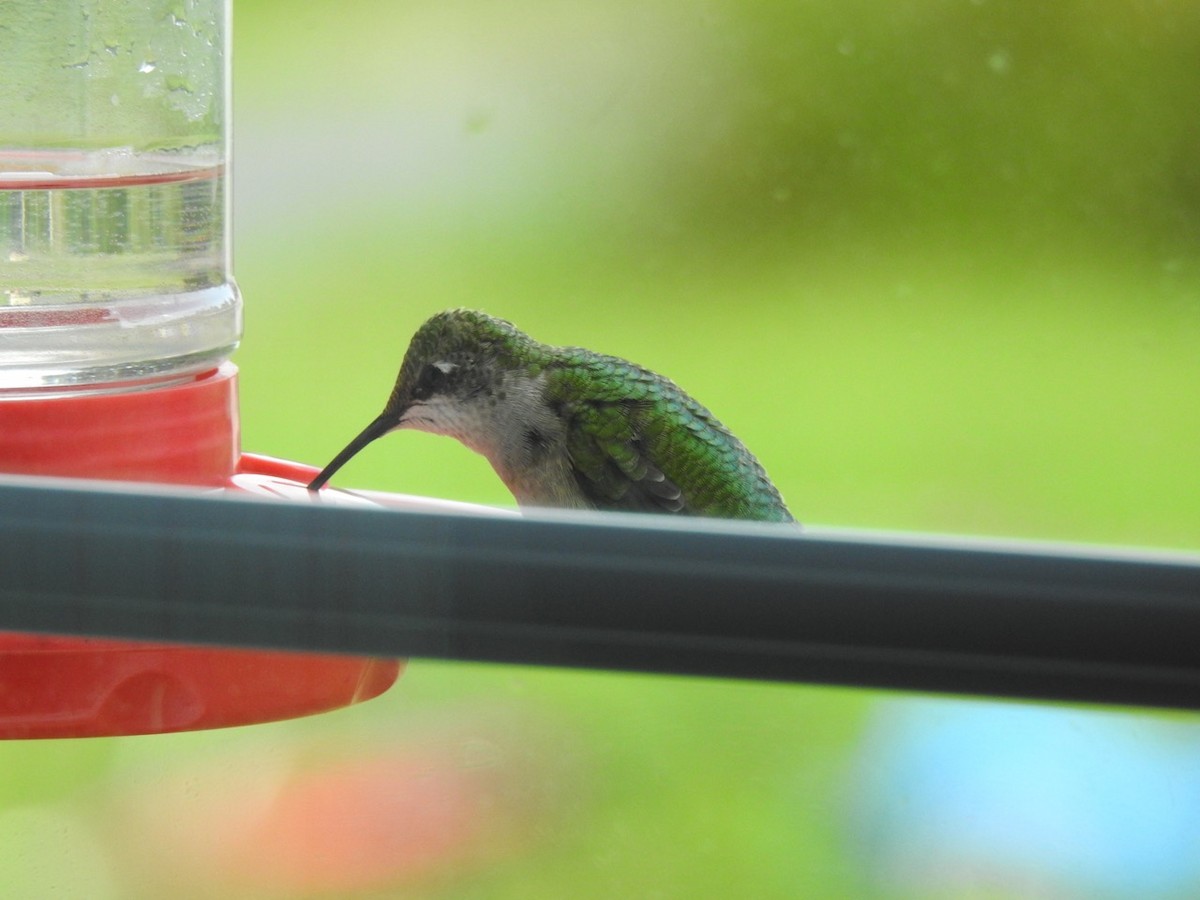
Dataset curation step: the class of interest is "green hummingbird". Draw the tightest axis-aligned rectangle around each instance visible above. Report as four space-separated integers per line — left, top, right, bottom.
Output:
308 309 795 523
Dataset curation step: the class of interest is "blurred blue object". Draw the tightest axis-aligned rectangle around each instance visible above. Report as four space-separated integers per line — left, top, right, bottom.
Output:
848 699 1200 897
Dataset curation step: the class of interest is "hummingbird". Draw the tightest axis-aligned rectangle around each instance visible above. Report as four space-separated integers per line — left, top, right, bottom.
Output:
308 309 795 523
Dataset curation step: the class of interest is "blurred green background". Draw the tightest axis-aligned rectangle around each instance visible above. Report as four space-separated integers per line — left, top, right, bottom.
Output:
235 0 1199 549
6 1 1200 897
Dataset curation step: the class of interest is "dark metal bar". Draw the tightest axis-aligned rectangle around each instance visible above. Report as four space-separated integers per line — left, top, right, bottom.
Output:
1 476 1199 709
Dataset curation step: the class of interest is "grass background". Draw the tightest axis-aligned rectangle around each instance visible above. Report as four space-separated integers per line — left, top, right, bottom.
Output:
4 1 1200 896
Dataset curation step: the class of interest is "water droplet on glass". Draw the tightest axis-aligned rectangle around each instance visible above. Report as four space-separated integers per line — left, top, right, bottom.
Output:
988 50 1011 75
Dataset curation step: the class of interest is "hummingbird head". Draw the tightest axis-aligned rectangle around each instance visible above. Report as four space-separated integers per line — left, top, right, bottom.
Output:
308 309 547 490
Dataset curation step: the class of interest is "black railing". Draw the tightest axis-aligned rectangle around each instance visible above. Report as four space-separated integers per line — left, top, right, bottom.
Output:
2 475 1198 710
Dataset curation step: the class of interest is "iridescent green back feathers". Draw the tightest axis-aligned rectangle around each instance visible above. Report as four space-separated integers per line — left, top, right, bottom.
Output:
543 348 794 522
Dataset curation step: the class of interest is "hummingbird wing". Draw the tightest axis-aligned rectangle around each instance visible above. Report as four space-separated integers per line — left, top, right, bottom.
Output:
562 396 687 514
547 353 794 522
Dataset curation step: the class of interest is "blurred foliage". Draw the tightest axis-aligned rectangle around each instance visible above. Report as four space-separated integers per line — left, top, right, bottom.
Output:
5 1 1200 897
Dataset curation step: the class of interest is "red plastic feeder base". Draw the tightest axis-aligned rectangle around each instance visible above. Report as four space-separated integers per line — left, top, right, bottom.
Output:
0 365 403 738
0 635 402 739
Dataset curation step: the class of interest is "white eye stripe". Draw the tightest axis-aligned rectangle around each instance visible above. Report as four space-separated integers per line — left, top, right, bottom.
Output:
432 360 458 375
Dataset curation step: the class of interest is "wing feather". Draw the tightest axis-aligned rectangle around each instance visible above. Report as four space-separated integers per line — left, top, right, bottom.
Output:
545 351 794 522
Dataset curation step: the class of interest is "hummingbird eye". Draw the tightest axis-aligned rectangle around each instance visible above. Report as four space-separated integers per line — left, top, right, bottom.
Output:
411 360 458 400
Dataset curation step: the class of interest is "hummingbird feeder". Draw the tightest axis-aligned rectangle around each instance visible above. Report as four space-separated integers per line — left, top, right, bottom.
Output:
0 0 462 737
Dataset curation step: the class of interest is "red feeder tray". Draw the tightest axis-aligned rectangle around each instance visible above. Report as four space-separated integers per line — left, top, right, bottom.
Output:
0 364 408 738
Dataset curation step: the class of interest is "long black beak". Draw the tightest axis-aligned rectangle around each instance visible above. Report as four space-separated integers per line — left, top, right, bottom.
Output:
307 413 396 491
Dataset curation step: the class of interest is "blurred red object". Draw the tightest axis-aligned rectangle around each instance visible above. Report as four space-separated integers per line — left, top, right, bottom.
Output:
232 754 492 893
